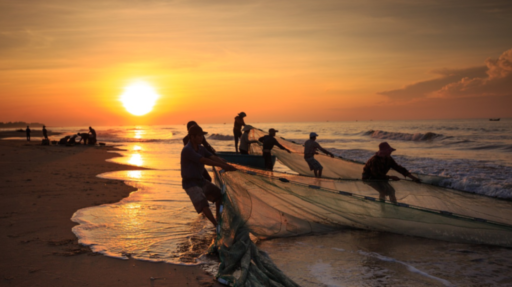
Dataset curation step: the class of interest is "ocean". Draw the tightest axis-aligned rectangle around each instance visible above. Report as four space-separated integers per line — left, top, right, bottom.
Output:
47 119 512 286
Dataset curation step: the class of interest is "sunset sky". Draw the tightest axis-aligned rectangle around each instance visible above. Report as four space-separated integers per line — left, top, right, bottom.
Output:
1 0 511 126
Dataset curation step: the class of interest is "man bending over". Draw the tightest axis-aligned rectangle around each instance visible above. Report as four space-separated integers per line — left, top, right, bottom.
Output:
181 125 237 227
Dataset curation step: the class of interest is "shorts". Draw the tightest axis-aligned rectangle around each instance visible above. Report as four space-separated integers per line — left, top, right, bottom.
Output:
233 130 242 138
305 157 323 171
184 182 222 213
263 152 274 171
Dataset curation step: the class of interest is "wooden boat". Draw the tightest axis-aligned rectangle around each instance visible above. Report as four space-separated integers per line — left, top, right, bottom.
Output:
216 152 275 170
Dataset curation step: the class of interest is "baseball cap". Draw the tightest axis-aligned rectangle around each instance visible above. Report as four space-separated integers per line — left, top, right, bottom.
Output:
188 125 208 136
310 132 318 137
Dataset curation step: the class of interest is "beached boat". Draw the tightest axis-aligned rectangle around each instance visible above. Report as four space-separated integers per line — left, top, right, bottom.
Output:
489 118 500 121
216 151 275 170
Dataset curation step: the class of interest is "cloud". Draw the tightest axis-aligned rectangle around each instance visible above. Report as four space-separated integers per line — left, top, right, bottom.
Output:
378 66 487 100
432 48 512 98
379 48 512 100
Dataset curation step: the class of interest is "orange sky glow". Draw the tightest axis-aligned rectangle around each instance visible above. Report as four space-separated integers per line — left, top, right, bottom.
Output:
1 1 512 126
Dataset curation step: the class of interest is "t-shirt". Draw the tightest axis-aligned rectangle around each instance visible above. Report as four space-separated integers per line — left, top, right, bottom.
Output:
258 135 286 152
239 132 250 151
181 142 213 189
304 139 321 159
362 154 410 180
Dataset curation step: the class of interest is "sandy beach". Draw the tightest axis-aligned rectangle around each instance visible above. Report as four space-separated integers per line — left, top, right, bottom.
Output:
0 139 221 287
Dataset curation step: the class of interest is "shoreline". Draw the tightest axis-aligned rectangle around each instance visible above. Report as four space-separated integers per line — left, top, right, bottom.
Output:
0 139 221 286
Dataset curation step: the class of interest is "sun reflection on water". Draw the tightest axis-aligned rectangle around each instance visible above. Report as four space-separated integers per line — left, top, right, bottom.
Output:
127 170 142 179
128 154 144 167
134 129 145 139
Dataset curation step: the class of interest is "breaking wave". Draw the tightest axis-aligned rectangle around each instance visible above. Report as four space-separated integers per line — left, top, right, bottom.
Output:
208 134 233 141
364 130 443 141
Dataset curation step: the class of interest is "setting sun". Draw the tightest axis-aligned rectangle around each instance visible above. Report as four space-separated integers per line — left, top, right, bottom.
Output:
120 82 160 116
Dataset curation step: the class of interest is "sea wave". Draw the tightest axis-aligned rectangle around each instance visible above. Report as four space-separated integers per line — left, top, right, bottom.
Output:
364 130 443 141
208 134 234 141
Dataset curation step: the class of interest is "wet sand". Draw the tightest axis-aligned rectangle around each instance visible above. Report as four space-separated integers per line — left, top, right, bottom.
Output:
0 140 222 287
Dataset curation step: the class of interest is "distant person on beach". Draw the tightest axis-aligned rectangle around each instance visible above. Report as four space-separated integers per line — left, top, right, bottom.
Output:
183 121 217 182
362 142 421 183
26 126 31 141
304 132 335 178
88 127 97 145
258 128 291 171
68 134 79 145
239 125 258 154
78 132 89 144
181 125 237 227
58 136 70 145
42 125 48 140
233 112 246 153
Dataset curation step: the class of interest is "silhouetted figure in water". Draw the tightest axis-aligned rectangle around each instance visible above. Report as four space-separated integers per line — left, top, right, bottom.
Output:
183 121 218 182
239 125 258 154
42 125 48 140
362 142 421 183
26 126 31 141
258 128 291 171
181 125 236 227
304 132 334 178
364 180 399 203
233 112 246 153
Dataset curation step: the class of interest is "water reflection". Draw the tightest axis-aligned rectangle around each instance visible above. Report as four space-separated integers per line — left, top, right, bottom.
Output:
127 170 142 179
134 129 145 139
128 153 144 167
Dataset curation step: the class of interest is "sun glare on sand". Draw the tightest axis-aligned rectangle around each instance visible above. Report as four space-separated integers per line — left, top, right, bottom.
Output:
120 82 160 116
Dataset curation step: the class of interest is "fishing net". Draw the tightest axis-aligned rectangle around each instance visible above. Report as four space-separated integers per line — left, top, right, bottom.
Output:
248 128 447 185
212 165 512 285
211 128 512 285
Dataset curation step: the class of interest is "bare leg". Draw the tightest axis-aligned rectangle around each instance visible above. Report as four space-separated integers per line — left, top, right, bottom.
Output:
313 170 318 177
201 206 218 227
234 135 239 153
318 168 323 178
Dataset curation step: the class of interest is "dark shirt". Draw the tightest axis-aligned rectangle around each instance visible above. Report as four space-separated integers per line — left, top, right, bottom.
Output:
26 128 31 134
258 135 286 152
233 116 245 132
182 135 216 155
181 142 213 189
43 128 47 138
362 154 410 180
89 128 96 138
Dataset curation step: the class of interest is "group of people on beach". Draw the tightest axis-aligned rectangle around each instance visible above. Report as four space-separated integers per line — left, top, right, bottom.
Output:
25 125 97 146
181 112 421 227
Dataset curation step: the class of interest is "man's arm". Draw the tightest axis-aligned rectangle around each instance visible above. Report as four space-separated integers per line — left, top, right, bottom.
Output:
318 147 335 158
200 157 237 171
274 139 291 153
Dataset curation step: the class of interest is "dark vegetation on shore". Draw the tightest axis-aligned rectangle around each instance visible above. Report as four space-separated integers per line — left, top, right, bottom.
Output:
0 121 45 128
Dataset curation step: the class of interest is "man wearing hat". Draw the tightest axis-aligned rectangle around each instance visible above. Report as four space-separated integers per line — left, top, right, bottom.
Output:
304 132 335 178
239 125 258 154
233 112 247 153
181 125 237 227
362 142 421 183
258 128 291 171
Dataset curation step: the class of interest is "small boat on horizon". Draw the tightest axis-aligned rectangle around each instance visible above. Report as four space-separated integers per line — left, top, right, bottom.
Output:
489 118 500 121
